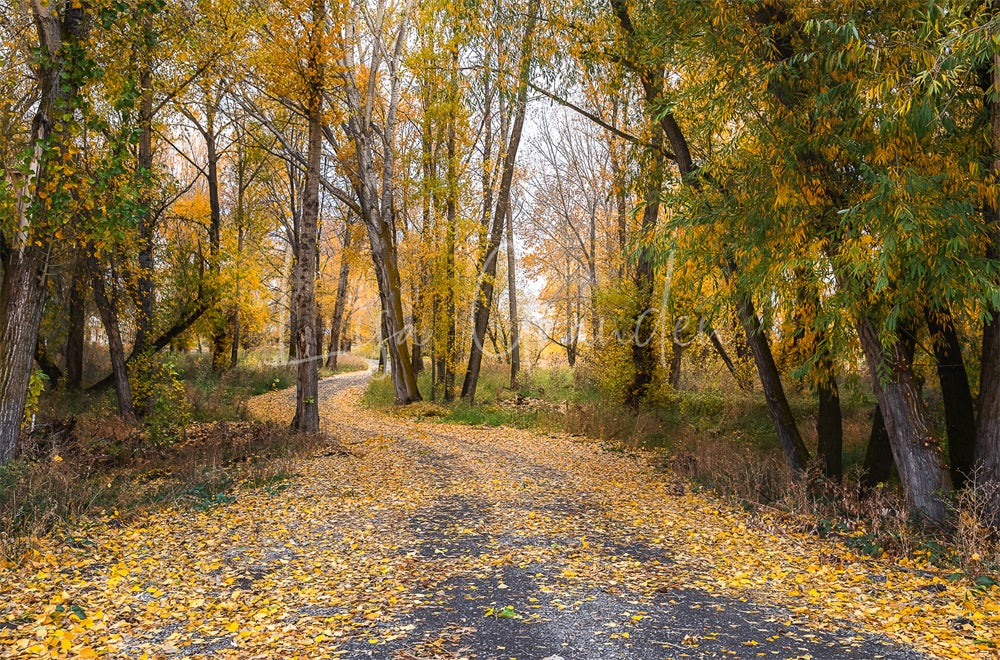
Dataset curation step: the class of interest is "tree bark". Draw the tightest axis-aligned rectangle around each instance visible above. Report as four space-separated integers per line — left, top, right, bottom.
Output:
291 0 323 433
925 306 976 489
0 247 50 460
668 341 683 389
341 6 420 404
855 317 951 524
976 50 1000 504
443 85 458 401
202 100 228 374
326 224 351 370
65 258 87 389
506 205 521 389
89 254 136 422
624 127 665 408
815 357 843 482
0 0 90 461
733 287 811 474
461 0 540 402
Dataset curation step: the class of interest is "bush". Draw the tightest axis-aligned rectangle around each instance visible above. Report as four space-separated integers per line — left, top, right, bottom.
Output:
132 353 192 446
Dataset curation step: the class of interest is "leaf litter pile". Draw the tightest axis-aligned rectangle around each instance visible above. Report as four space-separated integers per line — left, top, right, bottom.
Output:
2 370 998 659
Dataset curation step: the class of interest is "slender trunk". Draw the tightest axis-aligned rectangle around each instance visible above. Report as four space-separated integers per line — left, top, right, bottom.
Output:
205 104 228 373
610 98 628 275
506 205 520 389
925 306 976 489
733 287 811 473
292 1 323 433
462 0 540 402
795 277 843 481
410 290 423 374
287 264 298 361
65 258 86 389
815 356 843 482
87 298 210 392
443 91 458 401
326 225 351 370
668 341 683 388
707 326 748 391
134 36 155 355
343 8 420 404
625 128 664 408
230 227 244 369
861 405 894 490
89 254 136 422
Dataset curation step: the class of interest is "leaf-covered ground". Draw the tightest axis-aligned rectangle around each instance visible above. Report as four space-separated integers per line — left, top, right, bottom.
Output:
2 369 998 659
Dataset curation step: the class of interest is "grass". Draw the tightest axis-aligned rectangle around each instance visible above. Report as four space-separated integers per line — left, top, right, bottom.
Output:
361 363 579 432
177 350 369 421
0 348 366 561
0 420 332 561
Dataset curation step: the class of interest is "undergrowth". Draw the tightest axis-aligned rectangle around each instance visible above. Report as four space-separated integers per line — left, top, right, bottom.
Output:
363 361 999 578
1 349 366 561
0 420 332 562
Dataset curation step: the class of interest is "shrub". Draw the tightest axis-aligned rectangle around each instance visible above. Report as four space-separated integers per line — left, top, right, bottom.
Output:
131 353 192 446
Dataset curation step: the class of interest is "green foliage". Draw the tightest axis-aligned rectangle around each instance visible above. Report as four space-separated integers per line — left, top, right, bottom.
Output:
22 371 49 429
132 353 191 446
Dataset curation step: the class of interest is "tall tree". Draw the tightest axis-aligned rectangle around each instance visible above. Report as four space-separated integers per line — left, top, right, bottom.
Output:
461 0 540 402
0 0 91 461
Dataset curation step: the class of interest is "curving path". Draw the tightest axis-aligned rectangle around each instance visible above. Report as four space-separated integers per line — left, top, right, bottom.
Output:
3 367 996 658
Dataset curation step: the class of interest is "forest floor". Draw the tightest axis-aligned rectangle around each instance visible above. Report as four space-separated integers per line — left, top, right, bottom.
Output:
2 368 999 659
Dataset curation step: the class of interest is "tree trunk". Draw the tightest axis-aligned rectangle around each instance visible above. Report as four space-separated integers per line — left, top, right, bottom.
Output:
861 405 894 490
706 325 749 391
291 1 323 433
35 340 63 385
855 317 951 524
230 308 240 369
65 258 87 389
342 7 420 404
625 128 665 409
326 224 351 370
462 0 540 402
204 103 229 374
924 306 976 489
287 262 298 362
0 0 90 461
506 206 521 389
816 360 843 482
794 277 843 481
976 52 1000 505
89 254 136 422
668 341 683 389
733 287 811 474
443 90 458 401
134 30 155 355
0 248 49 460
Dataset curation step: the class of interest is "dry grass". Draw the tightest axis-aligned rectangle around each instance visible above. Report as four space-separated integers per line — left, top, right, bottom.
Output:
0 418 338 562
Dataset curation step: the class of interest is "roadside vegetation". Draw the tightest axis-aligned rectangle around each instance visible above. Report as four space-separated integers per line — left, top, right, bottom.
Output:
363 357 999 580
0 350 366 560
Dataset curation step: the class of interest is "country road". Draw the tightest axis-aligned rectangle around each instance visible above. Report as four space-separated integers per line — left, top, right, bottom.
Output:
2 367 996 658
